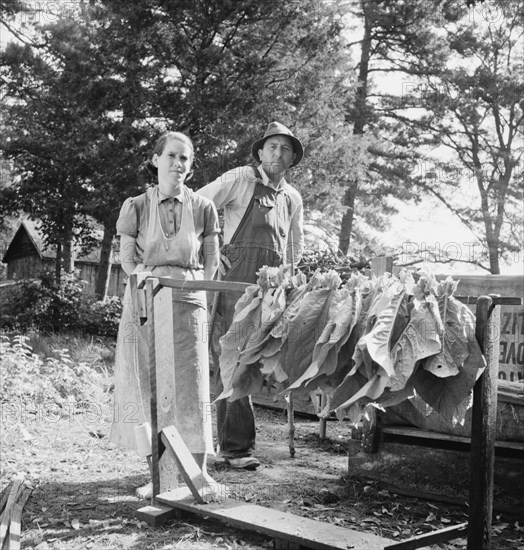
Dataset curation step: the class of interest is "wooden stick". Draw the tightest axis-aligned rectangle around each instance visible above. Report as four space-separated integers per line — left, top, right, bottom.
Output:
8 487 32 550
318 392 327 440
0 483 13 517
287 234 296 457
384 522 468 550
468 295 499 550
161 425 227 503
287 393 295 458
0 480 23 548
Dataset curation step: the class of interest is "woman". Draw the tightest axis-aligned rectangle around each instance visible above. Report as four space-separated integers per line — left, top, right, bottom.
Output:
109 131 220 493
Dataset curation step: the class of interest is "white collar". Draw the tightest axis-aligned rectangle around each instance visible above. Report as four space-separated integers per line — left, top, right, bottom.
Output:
157 186 184 203
258 165 286 190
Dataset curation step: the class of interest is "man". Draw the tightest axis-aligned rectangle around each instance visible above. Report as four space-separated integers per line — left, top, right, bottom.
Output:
198 121 305 470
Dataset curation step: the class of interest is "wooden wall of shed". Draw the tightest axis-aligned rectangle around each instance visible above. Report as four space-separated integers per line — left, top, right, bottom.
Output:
435 274 524 382
77 263 126 298
6 255 50 279
5 256 126 299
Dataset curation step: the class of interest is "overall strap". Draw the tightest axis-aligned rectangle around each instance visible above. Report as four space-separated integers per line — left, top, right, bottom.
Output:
227 166 263 246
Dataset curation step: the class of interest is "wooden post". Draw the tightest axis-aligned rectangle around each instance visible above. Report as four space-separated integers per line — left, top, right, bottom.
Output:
154 285 180 495
468 295 500 550
287 394 296 457
361 406 378 453
316 391 327 440
147 278 161 497
371 256 393 278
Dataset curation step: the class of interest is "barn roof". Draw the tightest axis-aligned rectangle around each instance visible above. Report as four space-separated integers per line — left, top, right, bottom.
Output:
2 219 120 265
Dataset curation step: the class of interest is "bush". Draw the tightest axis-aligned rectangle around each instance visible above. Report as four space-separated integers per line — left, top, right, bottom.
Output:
0 334 111 407
81 296 122 337
0 272 122 337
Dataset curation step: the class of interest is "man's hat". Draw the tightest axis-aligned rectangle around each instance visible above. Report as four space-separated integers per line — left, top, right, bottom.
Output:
251 121 304 167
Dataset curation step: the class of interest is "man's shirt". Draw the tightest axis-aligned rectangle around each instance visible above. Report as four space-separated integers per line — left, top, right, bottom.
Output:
197 165 304 264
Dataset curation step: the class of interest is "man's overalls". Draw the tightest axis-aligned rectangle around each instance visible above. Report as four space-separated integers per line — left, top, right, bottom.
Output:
213 167 292 458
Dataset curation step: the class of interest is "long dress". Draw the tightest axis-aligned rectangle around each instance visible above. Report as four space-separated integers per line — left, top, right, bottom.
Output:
109 186 214 456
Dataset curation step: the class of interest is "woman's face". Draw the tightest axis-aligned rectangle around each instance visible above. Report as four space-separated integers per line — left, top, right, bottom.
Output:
153 138 193 195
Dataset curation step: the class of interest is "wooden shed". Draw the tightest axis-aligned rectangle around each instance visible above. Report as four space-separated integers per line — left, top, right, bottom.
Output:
1 219 126 298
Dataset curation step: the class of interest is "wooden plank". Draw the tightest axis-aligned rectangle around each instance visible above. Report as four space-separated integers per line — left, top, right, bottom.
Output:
456 296 522 306
161 425 227 504
0 484 12 516
383 522 468 550
380 426 524 451
434 274 523 297
468 296 499 550
156 487 392 550
0 480 23 548
155 277 251 293
136 502 180 527
152 285 179 496
8 487 32 550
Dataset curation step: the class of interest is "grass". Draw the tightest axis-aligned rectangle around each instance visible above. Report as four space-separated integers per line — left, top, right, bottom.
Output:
1 330 523 549
20 329 116 369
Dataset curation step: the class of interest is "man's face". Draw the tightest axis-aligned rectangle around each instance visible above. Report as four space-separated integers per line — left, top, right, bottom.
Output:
259 135 296 181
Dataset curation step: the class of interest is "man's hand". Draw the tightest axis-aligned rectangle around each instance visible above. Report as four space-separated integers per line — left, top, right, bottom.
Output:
218 254 231 277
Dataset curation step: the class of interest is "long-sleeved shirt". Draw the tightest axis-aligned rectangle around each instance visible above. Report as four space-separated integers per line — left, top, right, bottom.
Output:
197 165 304 265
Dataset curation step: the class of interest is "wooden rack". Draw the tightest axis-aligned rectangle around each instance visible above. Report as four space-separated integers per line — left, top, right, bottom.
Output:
130 272 522 550
131 274 393 549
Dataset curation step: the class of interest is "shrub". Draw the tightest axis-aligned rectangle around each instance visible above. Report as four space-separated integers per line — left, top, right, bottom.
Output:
0 334 111 407
0 272 122 337
81 296 122 337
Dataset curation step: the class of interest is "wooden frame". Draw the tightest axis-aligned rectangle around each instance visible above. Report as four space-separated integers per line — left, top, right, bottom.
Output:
130 272 522 550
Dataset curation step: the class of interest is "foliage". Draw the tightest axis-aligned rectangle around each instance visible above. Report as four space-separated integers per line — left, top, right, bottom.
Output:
0 333 111 407
219 266 485 426
376 0 524 273
0 0 354 289
81 295 122 337
297 247 367 282
0 271 122 336
2 0 520 275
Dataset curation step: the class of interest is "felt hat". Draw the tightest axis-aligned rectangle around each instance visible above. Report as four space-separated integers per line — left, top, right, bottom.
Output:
251 121 304 167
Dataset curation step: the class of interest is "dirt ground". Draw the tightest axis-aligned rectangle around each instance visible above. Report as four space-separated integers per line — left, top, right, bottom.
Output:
2 401 523 550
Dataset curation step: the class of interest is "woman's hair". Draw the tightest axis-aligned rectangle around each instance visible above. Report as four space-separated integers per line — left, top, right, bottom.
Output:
146 131 195 177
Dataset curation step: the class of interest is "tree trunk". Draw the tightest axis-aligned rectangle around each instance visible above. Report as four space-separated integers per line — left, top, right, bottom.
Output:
487 240 500 275
55 242 62 284
339 182 357 255
62 237 75 274
338 0 372 255
477 170 502 275
95 225 116 300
